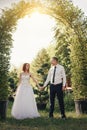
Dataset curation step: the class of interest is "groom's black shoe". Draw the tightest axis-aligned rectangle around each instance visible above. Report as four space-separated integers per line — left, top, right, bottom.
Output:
61 115 66 120
49 114 54 118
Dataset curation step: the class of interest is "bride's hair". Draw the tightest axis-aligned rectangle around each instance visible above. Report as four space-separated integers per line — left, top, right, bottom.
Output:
22 63 30 72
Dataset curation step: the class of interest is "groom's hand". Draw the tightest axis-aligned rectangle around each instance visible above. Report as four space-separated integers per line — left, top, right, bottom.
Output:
62 86 66 91
39 86 45 91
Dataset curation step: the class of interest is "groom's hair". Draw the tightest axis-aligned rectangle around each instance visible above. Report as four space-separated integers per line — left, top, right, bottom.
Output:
52 57 58 62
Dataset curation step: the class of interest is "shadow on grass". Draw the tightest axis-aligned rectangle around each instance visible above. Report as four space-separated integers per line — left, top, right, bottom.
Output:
1 112 87 127
0 103 87 130
0 115 87 130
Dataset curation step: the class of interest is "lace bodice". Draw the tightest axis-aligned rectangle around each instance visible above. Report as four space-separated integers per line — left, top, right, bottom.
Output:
20 73 30 86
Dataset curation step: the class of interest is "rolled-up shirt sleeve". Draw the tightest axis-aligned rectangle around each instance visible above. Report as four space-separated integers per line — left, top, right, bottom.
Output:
61 67 66 87
44 69 51 87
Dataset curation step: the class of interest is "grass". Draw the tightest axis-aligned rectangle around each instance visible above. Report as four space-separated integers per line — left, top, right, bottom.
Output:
0 102 87 130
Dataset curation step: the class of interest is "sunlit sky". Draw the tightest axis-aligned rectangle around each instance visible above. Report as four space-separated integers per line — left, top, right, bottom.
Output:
0 0 87 67
11 13 55 66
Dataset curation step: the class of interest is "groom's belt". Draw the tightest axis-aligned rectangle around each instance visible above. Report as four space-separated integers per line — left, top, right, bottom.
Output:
51 83 62 86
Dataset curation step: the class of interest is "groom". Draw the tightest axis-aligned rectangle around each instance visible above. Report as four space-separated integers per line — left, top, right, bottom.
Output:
41 57 66 119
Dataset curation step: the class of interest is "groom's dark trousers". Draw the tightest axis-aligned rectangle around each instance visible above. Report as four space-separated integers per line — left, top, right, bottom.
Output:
49 83 65 117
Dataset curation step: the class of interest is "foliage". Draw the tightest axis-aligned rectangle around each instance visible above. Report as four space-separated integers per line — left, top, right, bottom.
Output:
8 69 19 101
31 48 50 104
34 89 49 104
55 27 71 77
0 0 40 101
0 9 14 100
47 43 56 58
50 0 87 99
31 48 50 84
0 0 87 101
64 91 74 111
70 34 87 99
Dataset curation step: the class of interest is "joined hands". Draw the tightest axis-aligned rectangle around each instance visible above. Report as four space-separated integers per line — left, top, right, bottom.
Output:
39 86 45 91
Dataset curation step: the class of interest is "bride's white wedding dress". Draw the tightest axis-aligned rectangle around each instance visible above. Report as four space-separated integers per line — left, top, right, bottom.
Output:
11 73 40 119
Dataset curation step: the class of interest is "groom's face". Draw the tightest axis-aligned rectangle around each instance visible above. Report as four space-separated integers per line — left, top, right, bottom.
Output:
51 58 57 66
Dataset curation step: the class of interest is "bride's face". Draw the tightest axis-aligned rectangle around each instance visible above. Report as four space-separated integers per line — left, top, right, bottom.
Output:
26 64 30 71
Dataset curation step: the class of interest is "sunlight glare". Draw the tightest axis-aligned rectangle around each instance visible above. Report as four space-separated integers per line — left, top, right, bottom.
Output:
11 12 55 67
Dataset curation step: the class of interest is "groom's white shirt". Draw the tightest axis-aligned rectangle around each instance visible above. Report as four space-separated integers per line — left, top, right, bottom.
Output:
44 64 66 87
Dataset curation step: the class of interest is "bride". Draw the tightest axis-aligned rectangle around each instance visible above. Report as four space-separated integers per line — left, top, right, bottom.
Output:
11 63 40 119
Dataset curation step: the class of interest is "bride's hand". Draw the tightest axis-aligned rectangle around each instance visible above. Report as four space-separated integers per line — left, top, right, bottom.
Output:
38 86 41 90
39 86 45 91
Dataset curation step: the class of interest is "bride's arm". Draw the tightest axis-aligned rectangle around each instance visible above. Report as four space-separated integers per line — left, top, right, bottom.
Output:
30 73 40 88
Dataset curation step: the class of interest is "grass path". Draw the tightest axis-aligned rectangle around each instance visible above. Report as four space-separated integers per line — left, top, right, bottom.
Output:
0 102 87 130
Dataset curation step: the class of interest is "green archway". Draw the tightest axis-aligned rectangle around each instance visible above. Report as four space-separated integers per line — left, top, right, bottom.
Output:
0 0 87 100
